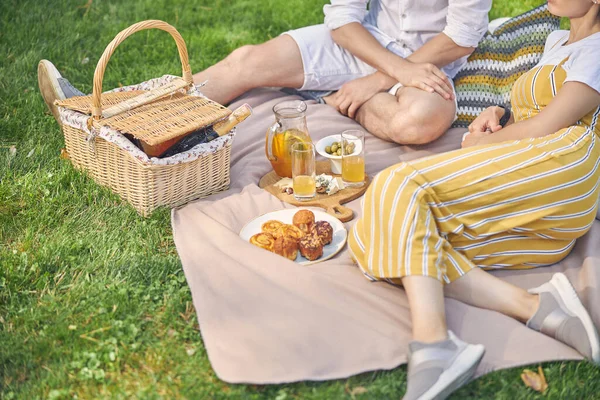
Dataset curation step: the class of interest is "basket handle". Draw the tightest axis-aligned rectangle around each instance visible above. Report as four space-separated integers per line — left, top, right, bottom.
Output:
91 20 194 120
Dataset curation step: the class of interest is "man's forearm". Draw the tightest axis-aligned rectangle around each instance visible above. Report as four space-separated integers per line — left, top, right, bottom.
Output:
406 33 475 68
331 26 476 91
330 22 409 80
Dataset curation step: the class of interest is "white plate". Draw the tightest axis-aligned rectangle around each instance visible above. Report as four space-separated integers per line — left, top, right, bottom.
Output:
239 208 348 266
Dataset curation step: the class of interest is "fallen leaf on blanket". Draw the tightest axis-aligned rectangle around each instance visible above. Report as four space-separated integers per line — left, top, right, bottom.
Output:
521 366 548 393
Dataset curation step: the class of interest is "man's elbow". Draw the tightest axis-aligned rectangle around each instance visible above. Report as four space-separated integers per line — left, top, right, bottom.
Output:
459 45 476 58
329 24 353 46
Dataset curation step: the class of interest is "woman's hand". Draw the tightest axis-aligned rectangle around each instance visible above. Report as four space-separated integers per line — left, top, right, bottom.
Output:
393 62 454 100
324 75 386 119
468 106 505 134
461 130 490 148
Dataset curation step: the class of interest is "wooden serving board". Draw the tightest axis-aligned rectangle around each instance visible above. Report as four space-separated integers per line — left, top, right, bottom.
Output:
258 160 370 222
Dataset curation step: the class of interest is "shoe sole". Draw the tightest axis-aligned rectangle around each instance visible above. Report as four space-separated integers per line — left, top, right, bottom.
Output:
37 60 66 124
418 344 485 400
549 273 600 364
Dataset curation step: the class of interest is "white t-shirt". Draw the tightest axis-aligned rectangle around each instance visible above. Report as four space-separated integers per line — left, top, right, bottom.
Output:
537 30 600 94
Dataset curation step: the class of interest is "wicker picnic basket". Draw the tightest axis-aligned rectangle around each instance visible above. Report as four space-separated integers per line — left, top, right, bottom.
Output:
56 20 234 216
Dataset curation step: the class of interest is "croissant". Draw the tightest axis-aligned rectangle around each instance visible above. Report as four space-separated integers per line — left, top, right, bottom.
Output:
275 224 305 241
273 235 299 261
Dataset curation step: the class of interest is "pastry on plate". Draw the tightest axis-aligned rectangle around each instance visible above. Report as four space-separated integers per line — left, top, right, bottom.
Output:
273 235 299 261
275 224 304 241
293 209 315 234
249 232 275 252
299 230 324 261
314 220 333 245
261 220 284 235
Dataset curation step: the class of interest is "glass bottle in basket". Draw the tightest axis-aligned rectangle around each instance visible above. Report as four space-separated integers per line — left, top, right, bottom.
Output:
265 100 312 178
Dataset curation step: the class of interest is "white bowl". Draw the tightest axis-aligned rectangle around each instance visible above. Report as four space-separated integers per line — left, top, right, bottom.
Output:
315 134 343 174
315 134 363 174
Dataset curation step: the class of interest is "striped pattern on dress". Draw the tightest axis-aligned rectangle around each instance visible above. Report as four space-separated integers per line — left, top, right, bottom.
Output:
349 61 600 285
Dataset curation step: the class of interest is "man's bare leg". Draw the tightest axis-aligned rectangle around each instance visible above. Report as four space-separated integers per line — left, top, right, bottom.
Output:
192 35 305 105
353 87 456 145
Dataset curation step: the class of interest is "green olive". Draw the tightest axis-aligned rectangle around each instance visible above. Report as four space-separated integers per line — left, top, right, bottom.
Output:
346 145 352 154
336 149 342 156
331 144 338 153
325 145 331 154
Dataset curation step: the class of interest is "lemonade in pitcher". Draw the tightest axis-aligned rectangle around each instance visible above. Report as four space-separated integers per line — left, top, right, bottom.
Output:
269 129 311 178
266 101 312 178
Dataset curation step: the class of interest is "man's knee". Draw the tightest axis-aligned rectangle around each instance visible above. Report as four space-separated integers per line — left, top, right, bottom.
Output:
224 45 257 74
386 97 455 145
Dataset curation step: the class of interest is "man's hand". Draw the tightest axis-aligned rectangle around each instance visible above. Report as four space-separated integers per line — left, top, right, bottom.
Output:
468 106 505 134
394 62 454 100
325 75 386 119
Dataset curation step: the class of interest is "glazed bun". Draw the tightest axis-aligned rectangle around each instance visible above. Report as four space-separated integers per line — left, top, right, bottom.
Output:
261 220 284 235
249 232 275 252
275 224 304 241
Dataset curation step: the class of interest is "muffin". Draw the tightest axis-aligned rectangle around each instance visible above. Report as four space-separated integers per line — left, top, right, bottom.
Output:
299 230 324 261
293 210 315 234
314 220 333 245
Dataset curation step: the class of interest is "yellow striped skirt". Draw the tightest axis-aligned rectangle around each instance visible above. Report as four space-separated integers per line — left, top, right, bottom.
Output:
348 126 600 284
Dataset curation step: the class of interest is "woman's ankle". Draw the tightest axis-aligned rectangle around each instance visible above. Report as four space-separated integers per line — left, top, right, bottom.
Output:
413 323 449 343
518 292 540 323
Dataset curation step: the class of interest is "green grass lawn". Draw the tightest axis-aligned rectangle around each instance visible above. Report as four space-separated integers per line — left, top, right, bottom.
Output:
1 0 598 398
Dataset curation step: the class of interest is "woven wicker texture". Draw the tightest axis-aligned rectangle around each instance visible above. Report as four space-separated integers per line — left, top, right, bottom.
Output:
58 20 234 216
59 91 231 145
57 91 145 115
63 123 232 216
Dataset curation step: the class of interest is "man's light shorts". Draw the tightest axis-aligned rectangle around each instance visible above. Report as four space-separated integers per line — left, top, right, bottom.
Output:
283 23 457 102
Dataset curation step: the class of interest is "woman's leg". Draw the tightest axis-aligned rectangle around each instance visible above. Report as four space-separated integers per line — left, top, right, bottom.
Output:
349 166 487 400
444 268 539 323
402 276 448 342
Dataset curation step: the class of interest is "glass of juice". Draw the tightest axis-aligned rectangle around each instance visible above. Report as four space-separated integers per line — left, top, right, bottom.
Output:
341 130 365 187
292 141 316 201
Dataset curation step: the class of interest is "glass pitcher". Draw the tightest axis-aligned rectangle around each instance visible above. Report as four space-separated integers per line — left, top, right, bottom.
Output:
265 100 312 178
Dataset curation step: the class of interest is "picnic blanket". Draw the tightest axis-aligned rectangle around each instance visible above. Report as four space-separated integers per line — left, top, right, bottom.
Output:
171 88 600 384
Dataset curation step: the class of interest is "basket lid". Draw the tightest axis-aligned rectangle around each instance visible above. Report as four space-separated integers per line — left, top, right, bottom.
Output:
57 91 231 146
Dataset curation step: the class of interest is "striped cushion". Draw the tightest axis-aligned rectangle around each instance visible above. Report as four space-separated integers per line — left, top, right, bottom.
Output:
452 4 561 128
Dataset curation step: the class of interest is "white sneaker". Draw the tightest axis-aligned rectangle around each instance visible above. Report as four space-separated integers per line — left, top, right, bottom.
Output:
37 59 84 124
403 331 485 400
528 273 600 364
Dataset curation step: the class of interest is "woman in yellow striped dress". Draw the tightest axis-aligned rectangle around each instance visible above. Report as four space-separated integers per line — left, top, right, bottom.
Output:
349 1 600 399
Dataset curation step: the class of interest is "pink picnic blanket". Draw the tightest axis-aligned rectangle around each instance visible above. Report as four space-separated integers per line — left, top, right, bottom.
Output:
171 88 600 383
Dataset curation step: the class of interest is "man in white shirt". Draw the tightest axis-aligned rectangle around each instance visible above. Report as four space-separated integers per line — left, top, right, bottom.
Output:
194 0 492 144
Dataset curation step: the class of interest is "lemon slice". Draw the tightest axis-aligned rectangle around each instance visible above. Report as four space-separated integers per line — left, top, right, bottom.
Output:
283 130 312 150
